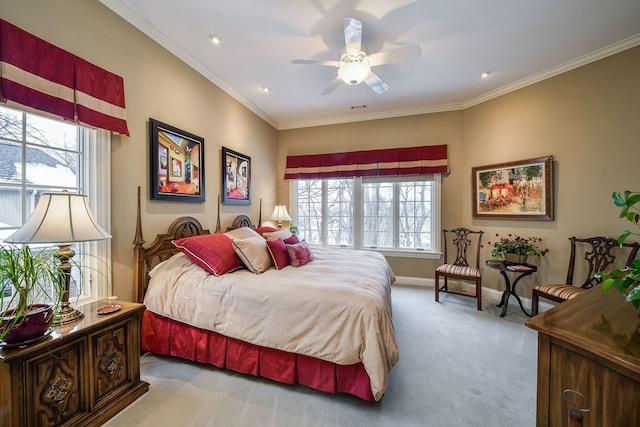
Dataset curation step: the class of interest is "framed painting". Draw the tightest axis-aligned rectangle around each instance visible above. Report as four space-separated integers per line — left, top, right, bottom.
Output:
222 146 251 205
150 118 205 202
472 155 554 220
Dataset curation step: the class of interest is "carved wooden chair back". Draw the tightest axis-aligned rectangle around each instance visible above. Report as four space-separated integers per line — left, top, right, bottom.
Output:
567 236 639 289
435 228 484 310
531 236 640 315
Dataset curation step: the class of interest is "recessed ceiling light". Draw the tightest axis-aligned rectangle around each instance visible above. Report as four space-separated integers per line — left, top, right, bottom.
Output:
262 86 270 93
481 71 492 79
209 34 220 45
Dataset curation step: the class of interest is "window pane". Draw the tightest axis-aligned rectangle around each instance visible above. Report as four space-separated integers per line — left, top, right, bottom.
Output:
398 181 433 249
295 180 323 244
26 114 79 150
0 108 23 141
25 145 79 187
326 179 353 246
363 182 393 248
0 140 22 184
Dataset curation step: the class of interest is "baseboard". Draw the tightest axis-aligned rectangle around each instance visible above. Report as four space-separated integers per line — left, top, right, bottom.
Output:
394 275 556 313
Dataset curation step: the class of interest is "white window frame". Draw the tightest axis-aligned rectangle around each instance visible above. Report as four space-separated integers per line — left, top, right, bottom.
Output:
291 174 441 259
0 105 112 304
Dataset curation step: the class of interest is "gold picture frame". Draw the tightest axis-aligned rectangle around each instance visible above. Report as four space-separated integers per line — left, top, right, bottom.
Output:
472 155 553 220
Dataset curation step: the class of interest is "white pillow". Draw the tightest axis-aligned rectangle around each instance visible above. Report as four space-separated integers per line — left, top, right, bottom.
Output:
263 229 293 241
232 235 272 274
224 226 259 240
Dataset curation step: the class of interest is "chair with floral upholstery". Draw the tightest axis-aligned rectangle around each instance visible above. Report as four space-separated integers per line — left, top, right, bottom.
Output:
435 227 484 310
531 236 640 315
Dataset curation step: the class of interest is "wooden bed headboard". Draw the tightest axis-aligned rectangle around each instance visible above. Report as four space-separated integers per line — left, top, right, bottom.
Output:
132 187 257 303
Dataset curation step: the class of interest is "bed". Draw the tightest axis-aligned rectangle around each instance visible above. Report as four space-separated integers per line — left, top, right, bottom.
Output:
132 192 399 401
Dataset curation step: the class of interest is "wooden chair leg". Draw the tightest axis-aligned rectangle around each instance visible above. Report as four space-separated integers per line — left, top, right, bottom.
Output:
531 290 539 316
435 272 440 302
476 279 482 311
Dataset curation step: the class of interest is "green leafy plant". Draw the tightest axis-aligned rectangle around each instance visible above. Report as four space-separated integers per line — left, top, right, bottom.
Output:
0 244 65 340
289 223 299 235
600 191 640 311
487 233 549 259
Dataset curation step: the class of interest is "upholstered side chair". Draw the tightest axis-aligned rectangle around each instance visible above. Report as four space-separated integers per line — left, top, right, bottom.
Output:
435 228 484 310
531 236 640 315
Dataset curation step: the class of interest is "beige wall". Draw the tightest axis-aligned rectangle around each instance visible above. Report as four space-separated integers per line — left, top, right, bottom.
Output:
278 46 640 296
2 0 279 300
3 1 640 300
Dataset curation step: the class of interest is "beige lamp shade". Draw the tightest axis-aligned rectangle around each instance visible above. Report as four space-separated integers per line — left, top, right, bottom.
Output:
271 205 292 228
5 192 111 244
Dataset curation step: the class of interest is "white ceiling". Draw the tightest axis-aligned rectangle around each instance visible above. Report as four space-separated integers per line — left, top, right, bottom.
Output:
100 0 640 130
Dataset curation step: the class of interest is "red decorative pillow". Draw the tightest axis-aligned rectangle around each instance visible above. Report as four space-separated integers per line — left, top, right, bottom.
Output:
255 226 278 236
266 238 289 270
172 234 243 276
286 240 313 268
283 234 299 244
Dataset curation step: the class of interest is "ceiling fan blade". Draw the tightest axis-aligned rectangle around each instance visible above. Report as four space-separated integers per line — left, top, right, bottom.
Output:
343 18 362 56
292 59 340 67
368 45 422 66
364 72 389 94
321 77 342 96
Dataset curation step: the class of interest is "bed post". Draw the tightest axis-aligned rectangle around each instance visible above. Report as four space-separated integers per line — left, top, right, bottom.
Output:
258 198 262 227
215 194 222 233
132 186 146 303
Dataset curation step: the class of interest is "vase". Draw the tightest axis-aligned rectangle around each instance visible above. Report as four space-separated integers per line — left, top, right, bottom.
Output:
1 303 54 345
504 253 528 264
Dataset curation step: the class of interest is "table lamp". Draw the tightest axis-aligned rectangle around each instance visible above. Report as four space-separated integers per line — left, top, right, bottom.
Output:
271 205 292 229
5 192 111 325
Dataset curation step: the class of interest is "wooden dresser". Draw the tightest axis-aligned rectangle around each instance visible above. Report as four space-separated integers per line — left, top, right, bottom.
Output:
526 286 640 426
0 300 149 426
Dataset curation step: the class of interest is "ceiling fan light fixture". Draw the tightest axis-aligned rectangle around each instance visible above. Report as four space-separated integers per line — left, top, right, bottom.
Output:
338 61 370 85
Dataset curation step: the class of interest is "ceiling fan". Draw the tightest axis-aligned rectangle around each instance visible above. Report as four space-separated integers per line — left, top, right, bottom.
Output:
292 18 421 95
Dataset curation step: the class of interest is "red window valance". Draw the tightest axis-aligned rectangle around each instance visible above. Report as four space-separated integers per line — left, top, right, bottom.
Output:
0 19 129 136
284 144 449 180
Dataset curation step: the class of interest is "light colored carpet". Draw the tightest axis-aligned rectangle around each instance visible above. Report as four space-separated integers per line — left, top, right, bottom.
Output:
105 286 538 427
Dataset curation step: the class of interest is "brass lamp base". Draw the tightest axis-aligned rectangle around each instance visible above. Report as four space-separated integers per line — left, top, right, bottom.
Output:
53 305 84 326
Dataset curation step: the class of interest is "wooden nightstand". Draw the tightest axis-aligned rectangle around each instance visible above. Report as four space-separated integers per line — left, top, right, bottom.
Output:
0 300 149 426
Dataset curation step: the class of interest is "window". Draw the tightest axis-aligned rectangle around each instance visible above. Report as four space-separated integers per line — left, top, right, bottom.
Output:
0 104 111 304
292 175 440 257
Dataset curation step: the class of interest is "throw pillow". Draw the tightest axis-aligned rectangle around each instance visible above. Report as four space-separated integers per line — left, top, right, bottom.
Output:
232 235 273 273
286 240 313 268
283 234 299 244
263 229 293 241
255 226 278 236
172 234 243 276
224 226 260 240
266 238 289 270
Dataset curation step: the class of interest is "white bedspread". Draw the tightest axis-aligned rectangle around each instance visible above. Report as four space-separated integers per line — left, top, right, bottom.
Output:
143 247 399 400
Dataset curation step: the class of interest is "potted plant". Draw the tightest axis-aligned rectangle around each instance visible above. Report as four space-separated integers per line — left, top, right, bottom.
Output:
0 244 65 345
488 233 549 264
600 191 640 312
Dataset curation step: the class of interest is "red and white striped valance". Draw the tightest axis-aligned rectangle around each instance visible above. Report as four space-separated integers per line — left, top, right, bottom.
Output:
284 144 449 180
0 19 130 136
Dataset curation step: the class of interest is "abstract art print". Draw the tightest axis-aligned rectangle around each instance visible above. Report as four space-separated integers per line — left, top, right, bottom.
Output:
222 146 251 205
150 118 205 202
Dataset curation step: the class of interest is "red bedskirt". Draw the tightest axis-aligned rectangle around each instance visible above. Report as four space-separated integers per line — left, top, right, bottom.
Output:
141 310 375 401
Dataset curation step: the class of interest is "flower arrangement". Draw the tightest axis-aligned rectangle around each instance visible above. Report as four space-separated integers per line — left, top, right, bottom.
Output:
487 233 549 259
